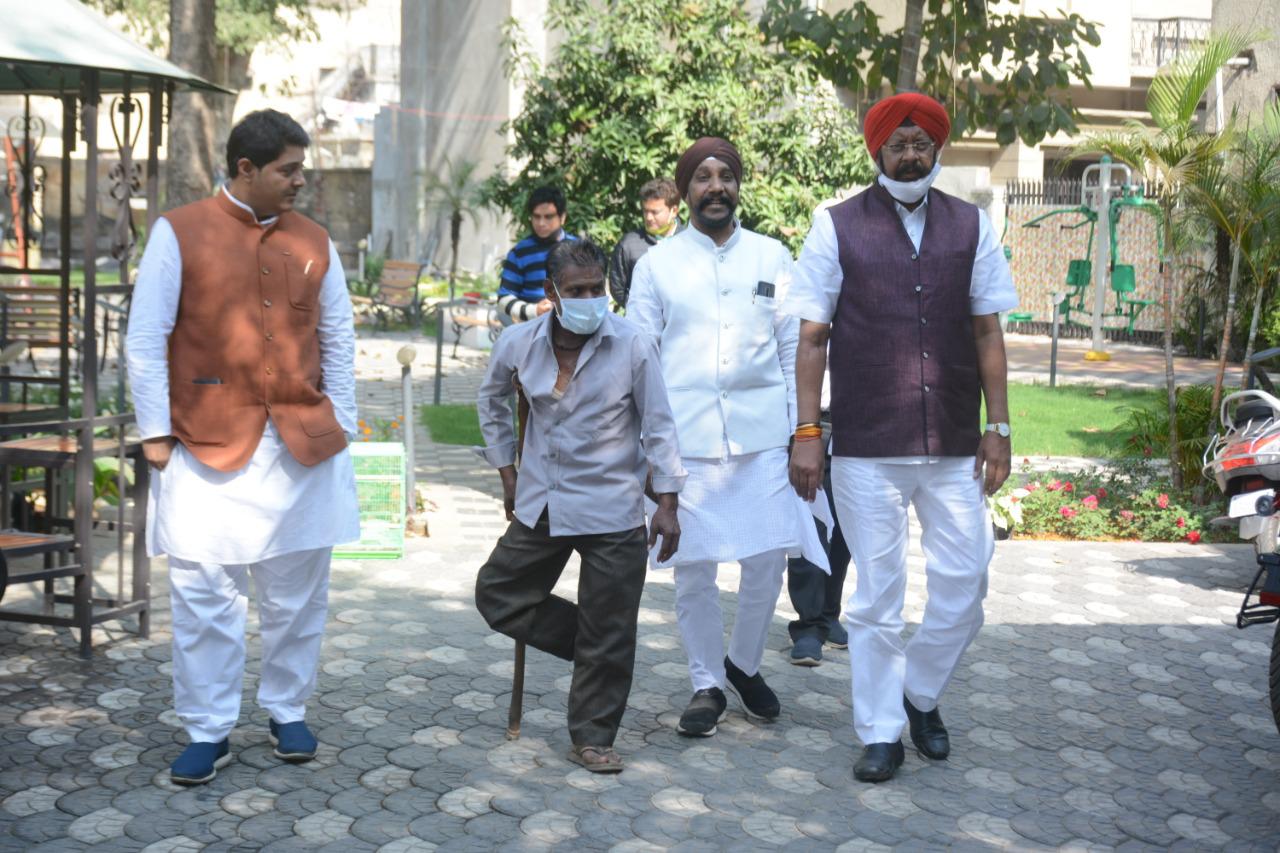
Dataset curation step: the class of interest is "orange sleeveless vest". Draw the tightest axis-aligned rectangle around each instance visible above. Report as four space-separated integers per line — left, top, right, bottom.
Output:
163 192 347 472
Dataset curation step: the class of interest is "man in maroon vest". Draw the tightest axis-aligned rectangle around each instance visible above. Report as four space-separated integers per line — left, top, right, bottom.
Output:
127 110 358 785
785 93 1017 782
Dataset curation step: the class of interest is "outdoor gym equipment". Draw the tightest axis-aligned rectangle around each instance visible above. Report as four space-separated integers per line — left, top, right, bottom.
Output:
1108 192 1162 334
1018 157 1163 353
1021 204 1096 328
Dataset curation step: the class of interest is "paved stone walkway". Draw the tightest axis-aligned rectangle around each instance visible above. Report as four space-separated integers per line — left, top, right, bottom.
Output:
4 330 1280 849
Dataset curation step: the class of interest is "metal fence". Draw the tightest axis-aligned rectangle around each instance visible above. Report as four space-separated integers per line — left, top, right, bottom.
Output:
1132 18 1211 71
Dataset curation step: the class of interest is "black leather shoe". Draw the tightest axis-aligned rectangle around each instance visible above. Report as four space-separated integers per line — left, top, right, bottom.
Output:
904 696 950 760
853 741 905 782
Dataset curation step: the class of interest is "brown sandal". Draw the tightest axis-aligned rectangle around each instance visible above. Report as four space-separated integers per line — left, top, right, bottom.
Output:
568 744 624 773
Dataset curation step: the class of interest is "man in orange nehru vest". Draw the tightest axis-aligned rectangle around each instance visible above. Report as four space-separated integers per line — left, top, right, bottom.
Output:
126 110 359 785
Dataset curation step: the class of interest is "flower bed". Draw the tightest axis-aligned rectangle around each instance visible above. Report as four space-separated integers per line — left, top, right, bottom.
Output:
990 458 1228 543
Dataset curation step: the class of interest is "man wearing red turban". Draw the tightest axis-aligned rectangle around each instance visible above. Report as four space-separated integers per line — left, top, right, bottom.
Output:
783 93 1018 782
627 137 828 740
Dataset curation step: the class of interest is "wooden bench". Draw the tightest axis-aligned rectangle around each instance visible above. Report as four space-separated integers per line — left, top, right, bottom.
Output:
449 299 502 357
371 261 424 329
0 531 77 604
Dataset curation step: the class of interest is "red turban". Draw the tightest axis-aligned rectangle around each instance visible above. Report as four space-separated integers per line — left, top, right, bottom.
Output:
675 137 742 198
863 93 951 157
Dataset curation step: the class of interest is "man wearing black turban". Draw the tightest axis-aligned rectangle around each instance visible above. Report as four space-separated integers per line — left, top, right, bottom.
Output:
627 138 829 739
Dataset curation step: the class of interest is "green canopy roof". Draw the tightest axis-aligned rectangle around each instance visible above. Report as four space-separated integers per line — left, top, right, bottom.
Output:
0 0 228 95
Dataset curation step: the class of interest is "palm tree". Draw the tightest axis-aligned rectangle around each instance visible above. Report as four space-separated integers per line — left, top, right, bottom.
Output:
1186 95 1280 420
1072 30 1255 489
421 158 488 405
422 158 488 307
1235 102 1280 382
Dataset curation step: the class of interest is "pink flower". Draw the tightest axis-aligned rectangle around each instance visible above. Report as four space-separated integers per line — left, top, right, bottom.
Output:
1027 482 1040 492
1176 517 1185 528
1157 493 1169 509
1047 480 1062 491
1082 495 1099 510
1022 457 1030 464
1097 488 1108 498
1064 482 1075 493
1119 510 1135 521
1060 506 1078 519
1143 445 1153 457
1186 530 1201 544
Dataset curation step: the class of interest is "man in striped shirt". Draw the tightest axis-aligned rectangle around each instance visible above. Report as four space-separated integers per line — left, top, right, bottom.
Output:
497 186 578 324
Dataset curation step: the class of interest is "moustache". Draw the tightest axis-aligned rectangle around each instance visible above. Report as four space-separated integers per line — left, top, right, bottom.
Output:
698 194 734 211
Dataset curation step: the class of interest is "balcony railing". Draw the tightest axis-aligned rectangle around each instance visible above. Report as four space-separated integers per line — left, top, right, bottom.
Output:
1132 17 1211 71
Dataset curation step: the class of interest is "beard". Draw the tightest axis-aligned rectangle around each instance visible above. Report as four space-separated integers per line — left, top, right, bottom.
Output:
694 193 737 231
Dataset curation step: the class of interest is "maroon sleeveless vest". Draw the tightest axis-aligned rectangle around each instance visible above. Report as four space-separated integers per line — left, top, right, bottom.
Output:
827 185 981 457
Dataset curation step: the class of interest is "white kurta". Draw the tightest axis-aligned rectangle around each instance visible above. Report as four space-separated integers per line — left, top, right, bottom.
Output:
648 449 826 569
628 223 828 572
126 190 360 564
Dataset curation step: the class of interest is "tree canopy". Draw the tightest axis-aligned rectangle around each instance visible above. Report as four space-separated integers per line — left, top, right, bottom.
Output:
759 0 1101 146
87 0 325 55
483 0 875 252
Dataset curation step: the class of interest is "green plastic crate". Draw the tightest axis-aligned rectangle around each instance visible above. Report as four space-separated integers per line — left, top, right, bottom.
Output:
334 442 406 560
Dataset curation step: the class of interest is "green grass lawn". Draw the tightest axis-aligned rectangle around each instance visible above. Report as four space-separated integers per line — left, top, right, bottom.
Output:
996 382 1162 458
421 403 483 445
421 382 1161 458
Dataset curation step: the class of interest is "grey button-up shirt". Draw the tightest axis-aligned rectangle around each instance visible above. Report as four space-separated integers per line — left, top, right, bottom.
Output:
476 312 687 536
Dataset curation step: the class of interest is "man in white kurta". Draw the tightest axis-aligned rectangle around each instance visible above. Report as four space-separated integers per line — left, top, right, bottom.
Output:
628 137 826 738
127 110 358 785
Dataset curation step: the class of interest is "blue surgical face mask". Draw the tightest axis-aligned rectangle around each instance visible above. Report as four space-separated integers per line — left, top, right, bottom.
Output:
551 282 608 335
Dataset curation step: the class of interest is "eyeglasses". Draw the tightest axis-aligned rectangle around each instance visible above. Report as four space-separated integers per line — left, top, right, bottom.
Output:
883 141 936 156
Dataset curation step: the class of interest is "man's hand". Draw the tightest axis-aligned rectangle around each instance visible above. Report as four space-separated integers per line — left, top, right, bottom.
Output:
142 436 176 471
535 298 555 317
498 465 518 520
648 494 680 562
789 440 824 502
973 431 1011 496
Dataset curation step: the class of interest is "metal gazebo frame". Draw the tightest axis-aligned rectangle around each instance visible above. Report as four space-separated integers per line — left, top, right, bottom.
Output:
0 0 225 656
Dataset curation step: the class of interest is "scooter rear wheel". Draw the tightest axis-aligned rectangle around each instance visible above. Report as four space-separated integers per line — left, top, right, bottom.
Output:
1270 620 1280 735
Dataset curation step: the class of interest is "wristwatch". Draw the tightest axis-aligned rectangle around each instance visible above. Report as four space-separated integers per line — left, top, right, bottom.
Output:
985 422 1011 438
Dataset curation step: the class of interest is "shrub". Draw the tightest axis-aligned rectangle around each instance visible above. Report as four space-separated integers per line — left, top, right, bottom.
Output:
1118 383 1224 488
990 459 1223 543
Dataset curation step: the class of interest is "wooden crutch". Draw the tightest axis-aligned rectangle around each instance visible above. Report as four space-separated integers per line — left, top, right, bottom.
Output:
507 386 531 740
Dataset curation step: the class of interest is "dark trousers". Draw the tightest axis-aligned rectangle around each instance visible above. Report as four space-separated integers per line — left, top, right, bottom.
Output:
475 511 648 747
787 459 851 642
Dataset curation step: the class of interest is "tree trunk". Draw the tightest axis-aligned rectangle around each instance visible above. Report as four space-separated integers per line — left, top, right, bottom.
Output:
896 0 926 93
1160 222 1182 489
1209 240 1242 434
213 47 254 169
1241 272 1272 386
448 210 461 303
166 0 219 209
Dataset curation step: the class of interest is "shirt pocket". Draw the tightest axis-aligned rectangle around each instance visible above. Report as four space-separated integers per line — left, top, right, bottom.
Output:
285 257 322 310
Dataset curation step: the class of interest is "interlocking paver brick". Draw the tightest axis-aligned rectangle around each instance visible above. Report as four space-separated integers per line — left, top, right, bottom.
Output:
5 334 1280 848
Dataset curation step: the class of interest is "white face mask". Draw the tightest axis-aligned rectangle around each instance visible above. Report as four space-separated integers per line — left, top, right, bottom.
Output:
551 282 609 335
877 157 943 204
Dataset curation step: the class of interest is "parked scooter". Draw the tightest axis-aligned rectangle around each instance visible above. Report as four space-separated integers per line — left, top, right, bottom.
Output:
1204 348 1280 733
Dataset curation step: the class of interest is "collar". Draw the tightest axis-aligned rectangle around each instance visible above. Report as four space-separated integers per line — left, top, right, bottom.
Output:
220 185 280 227
530 228 565 246
683 218 741 252
894 194 929 218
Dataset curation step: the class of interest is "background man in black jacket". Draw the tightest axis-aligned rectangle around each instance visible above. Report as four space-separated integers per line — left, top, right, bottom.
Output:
608 177 681 311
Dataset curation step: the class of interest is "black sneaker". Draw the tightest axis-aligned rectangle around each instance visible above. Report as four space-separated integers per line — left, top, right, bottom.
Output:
724 656 780 720
677 687 727 737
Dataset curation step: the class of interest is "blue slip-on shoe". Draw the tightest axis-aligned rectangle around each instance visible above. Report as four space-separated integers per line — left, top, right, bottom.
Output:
269 719 318 762
826 619 849 649
170 739 231 786
789 635 823 667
